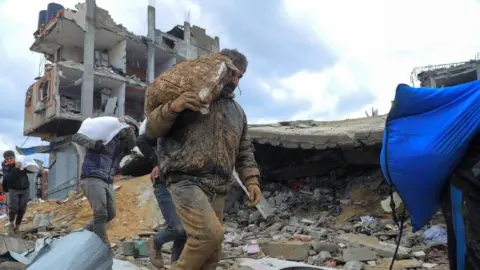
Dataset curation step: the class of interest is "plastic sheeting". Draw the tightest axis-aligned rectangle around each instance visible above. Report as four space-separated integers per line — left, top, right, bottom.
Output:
380 82 480 232
24 229 114 269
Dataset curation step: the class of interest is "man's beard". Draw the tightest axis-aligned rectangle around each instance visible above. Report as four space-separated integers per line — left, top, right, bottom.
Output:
221 82 237 94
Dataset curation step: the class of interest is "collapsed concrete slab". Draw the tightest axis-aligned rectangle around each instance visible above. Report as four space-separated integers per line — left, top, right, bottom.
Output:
248 115 386 150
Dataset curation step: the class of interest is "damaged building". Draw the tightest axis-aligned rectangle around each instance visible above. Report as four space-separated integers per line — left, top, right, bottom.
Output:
22 2 388 205
224 116 386 215
412 55 480 87
23 1 220 200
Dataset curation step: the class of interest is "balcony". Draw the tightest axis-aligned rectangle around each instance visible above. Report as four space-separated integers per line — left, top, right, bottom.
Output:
24 61 148 138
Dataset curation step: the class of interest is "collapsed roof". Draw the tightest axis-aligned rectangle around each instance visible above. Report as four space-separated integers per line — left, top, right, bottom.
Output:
249 115 386 150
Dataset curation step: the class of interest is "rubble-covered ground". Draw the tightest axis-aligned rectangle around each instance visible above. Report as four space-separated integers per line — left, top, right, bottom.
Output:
0 168 450 269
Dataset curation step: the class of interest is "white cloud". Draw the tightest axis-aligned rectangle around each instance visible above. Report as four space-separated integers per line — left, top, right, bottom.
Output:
280 0 480 120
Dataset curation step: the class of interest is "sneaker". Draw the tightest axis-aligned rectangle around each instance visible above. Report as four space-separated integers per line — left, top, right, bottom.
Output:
147 236 164 268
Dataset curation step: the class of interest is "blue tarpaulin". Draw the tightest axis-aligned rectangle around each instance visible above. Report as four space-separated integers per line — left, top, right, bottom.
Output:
380 81 480 231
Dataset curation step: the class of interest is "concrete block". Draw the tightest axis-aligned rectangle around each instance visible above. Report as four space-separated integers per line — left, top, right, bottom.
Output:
343 247 376 262
343 261 364 270
311 241 339 253
334 234 411 259
259 241 310 261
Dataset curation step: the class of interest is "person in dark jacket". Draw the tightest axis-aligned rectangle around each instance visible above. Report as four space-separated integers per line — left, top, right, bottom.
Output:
136 126 186 268
72 117 136 247
439 133 480 270
146 49 262 270
1 150 33 234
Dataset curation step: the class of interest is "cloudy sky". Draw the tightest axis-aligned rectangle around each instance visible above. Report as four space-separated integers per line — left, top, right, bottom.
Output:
1 0 480 160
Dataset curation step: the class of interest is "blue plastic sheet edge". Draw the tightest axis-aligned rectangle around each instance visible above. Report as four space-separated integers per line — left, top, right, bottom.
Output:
380 81 480 232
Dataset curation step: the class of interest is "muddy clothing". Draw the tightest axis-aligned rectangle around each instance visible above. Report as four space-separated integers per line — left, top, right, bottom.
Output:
440 134 480 270
80 177 116 245
73 128 135 184
1 162 30 192
168 180 225 270
147 92 260 193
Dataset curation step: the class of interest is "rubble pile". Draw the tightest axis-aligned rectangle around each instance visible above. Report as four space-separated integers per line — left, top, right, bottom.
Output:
0 175 163 242
0 167 450 269
219 168 450 270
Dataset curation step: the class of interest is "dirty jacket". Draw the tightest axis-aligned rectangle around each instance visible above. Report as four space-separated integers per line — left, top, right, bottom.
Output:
73 128 136 184
1 161 31 192
146 92 260 194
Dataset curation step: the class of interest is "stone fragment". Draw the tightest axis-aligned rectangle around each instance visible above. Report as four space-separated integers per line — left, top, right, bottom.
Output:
259 241 311 261
311 241 339 253
33 213 52 228
374 258 422 269
318 251 332 262
412 250 426 260
305 228 327 239
343 247 376 262
422 263 438 268
335 234 411 259
343 260 364 270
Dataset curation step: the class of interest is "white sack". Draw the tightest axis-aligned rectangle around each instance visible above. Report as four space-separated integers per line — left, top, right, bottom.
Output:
139 119 146 136
17 156 40 173
77 116 129 144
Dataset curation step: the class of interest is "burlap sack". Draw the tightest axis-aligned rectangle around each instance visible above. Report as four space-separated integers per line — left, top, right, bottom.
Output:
145 54 239 116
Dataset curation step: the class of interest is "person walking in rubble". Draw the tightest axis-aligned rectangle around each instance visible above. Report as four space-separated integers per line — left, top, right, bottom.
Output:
1 150 35 234
72 116 136 247
146 48 262 270
136 123 186 268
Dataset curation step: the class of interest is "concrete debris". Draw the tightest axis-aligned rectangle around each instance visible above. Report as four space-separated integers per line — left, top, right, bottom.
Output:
334 234 411 259
259 241 311 261
342 247 376 262
33 213 52 228
343 261 364 270
0 167 450 269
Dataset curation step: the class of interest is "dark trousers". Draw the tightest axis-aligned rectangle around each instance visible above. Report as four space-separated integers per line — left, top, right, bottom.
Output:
8 188 29 226
153 183 186 263
440 171 480 270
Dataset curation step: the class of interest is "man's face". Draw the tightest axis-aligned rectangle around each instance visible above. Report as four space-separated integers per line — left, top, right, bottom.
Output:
4 156 14 165
224 70 244 93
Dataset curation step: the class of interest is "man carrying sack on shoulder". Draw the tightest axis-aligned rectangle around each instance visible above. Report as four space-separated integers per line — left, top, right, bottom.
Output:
146 48 262 270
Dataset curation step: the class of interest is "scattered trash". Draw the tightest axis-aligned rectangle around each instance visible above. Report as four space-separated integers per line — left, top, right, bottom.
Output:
424 226 448 245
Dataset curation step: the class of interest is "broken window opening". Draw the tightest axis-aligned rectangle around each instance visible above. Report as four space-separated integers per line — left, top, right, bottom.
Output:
39 81 50 102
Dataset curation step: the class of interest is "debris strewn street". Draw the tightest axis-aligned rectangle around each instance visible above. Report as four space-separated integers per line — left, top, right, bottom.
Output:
0 170 450 269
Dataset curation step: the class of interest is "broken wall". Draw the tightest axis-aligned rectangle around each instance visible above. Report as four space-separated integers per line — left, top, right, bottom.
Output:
155 56 176 78
191 25 219 55
24 66 58 136
58 46 83 62
108 40 127 72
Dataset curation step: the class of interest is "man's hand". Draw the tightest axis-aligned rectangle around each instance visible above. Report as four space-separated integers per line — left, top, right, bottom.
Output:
150 166 159 183
247 183 262 207
170 92 206 113
14 162 22 169
94 140 107 153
